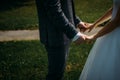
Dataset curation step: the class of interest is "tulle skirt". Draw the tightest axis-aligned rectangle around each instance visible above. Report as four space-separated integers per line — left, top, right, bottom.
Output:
79 27 120 80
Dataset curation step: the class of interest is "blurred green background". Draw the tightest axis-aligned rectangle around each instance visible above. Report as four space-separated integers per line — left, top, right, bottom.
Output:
0 0 112 30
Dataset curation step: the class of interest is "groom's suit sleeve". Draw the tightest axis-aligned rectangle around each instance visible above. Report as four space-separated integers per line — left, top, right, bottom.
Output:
74 16 82 27
45 0 78 39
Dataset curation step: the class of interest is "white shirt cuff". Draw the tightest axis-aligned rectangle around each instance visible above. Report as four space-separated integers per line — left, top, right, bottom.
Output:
72 32 82 41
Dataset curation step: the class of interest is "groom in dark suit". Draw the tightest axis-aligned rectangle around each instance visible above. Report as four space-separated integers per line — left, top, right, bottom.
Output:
35 0 89 80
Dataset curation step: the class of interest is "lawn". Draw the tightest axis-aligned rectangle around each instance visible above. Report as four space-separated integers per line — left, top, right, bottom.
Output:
74 0 112 22
0 1 38 30
0 0 112 30
0 40 93 80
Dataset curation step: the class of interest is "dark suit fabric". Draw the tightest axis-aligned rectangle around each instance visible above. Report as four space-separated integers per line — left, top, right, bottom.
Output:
35 0 81 80
36 0 81 46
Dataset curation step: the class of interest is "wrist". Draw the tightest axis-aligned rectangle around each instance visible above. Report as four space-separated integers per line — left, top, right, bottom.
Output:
72 32 82 41
77 21 84 28
76 22 81 27
93 34 98 39
93 22 98 27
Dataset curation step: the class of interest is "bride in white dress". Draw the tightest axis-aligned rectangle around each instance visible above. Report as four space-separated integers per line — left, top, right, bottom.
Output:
79 0 120 80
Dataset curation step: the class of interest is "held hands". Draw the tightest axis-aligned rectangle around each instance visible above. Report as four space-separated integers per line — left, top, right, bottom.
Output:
74 33 86 44
77 22 95 32
74 33 96 44
85 34 96 41
74 21 98 44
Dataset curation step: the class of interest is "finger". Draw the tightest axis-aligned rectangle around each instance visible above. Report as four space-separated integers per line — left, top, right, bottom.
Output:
88 27 94 32
80 28 84 31
80 29 86 32
88 29 92 32
83 30 86 32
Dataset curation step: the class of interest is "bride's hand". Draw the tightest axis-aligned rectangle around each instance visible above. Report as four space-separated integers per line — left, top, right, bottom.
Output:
85 34 96 43
77 22 93 32
87 23 97 32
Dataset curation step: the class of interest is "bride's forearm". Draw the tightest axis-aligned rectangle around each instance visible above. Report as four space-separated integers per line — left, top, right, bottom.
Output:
94 7 120 39
94 21 115 38
94 7 113 27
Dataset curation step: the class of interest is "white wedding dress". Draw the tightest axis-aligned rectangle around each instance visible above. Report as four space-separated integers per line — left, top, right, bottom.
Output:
79 0 120 80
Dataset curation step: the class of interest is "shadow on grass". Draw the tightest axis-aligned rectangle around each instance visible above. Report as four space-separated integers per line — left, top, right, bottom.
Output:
0 0 34 12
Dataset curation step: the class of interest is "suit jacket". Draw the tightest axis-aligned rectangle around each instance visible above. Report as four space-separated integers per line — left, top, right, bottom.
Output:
35 0 81 46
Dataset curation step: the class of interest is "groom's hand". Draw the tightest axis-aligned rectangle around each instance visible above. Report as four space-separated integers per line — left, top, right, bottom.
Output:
77 22 93 32
74 34 86 44
84 34 97 43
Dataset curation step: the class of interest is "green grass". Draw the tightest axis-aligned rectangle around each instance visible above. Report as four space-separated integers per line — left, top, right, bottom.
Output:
0 0 112 30
0 1 38 30
74 0 112 22
0 40 93 80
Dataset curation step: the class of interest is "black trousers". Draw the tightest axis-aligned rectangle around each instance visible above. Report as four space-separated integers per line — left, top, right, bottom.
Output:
45 42 70 80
